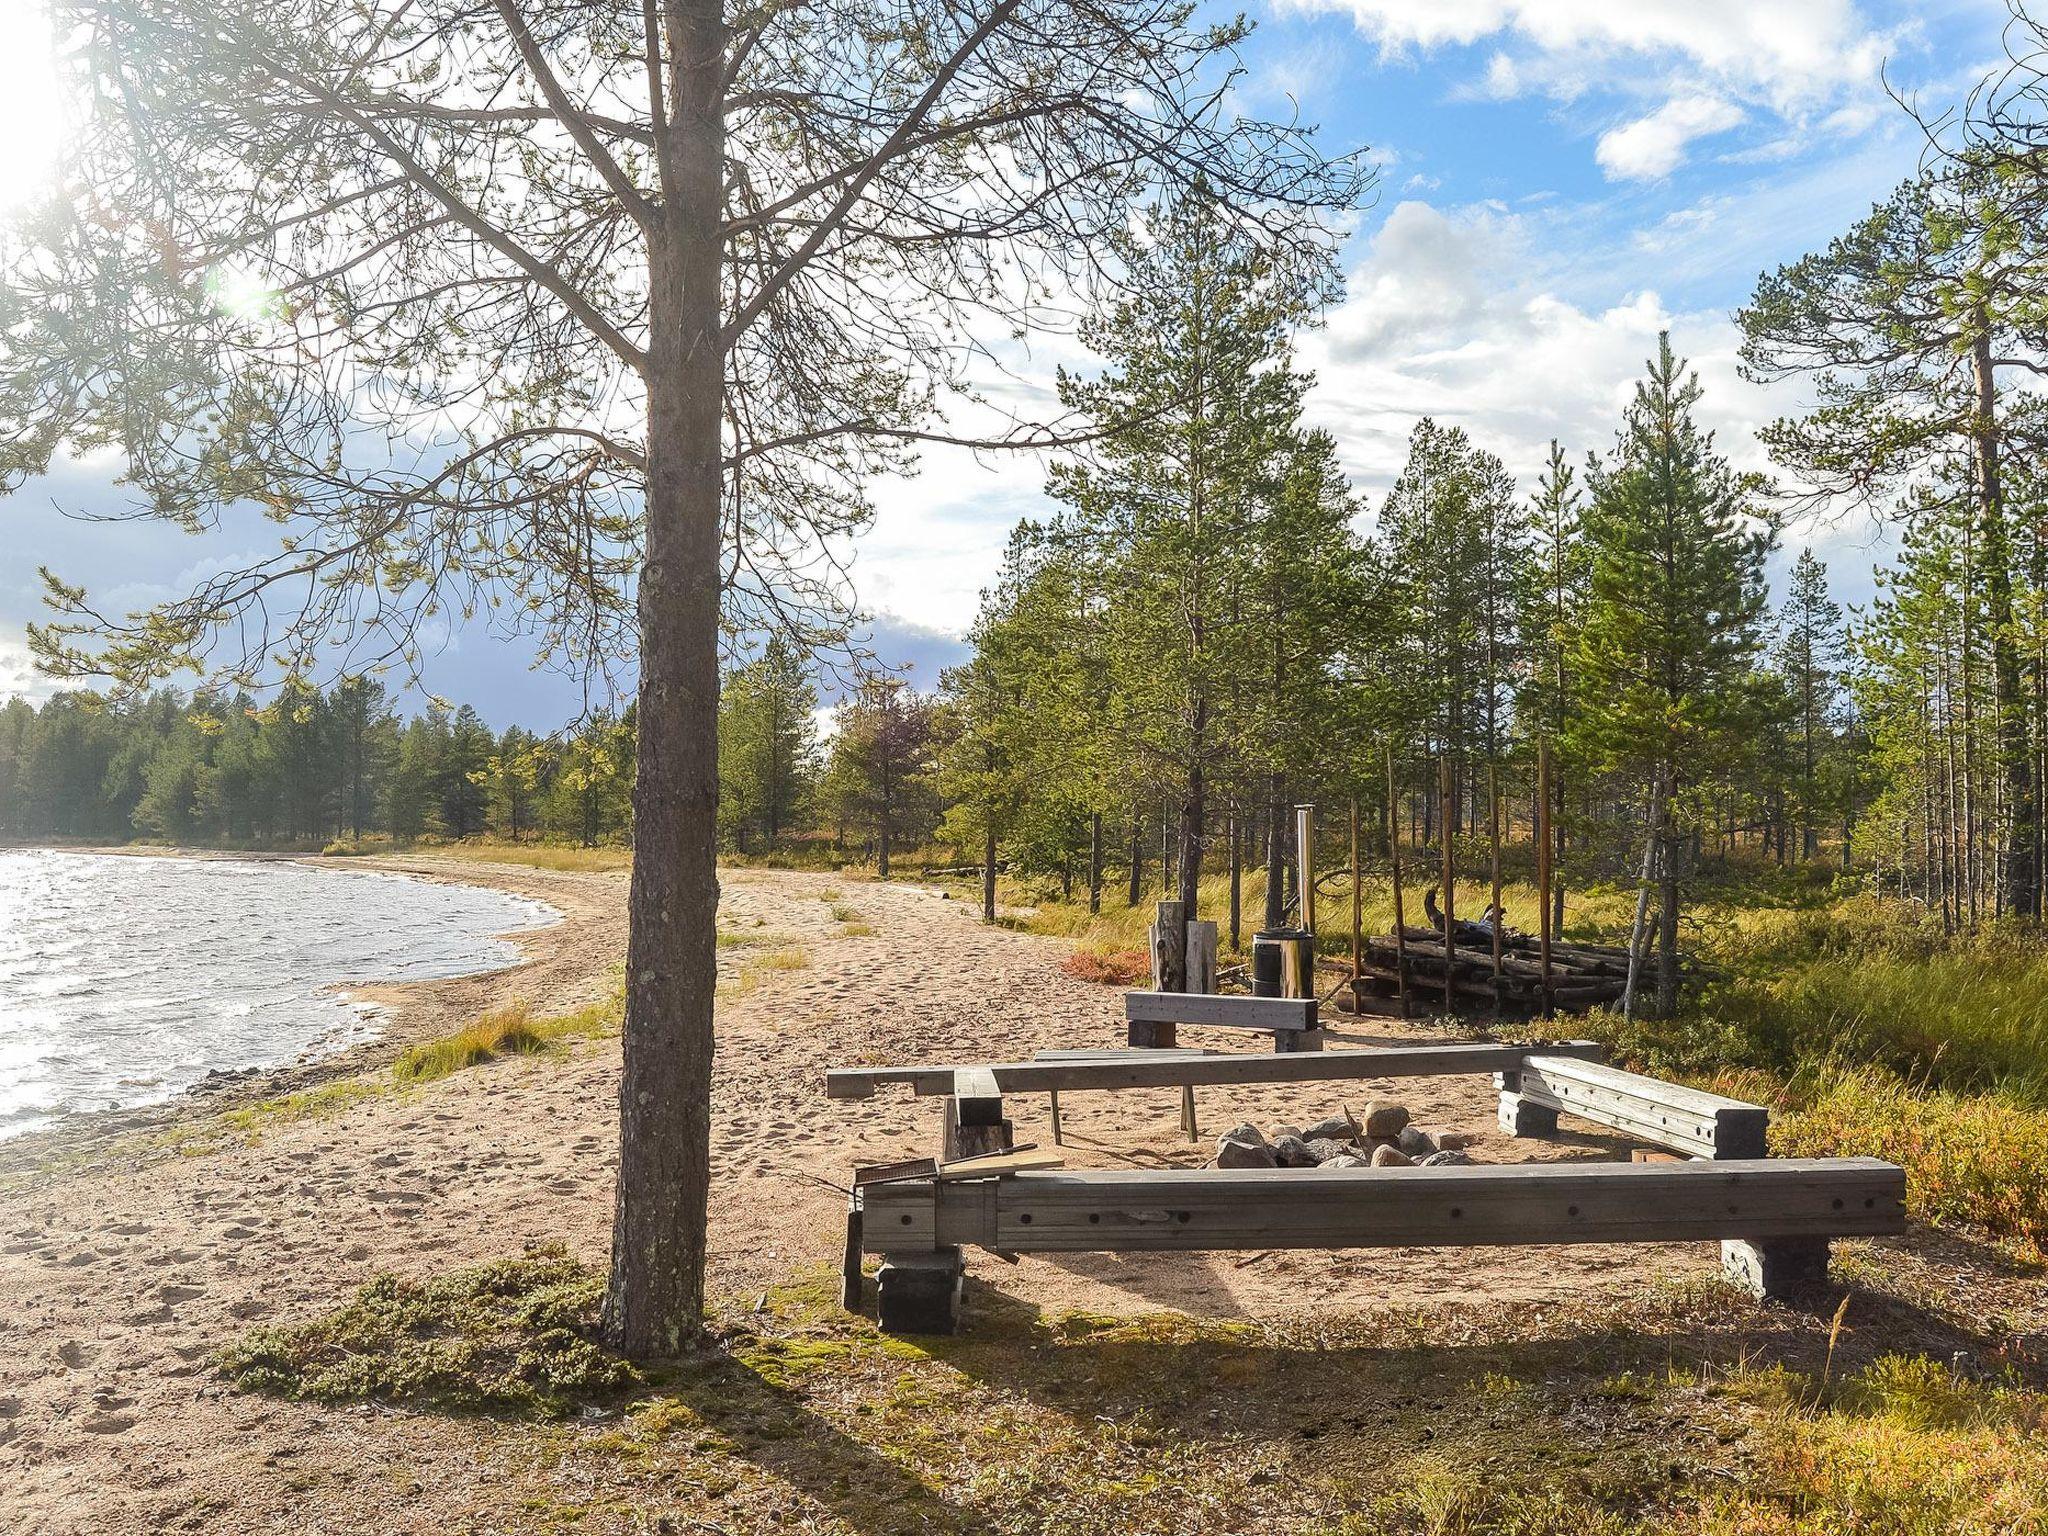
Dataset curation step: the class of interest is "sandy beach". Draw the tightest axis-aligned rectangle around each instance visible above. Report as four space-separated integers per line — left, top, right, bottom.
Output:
0 856 1866 1532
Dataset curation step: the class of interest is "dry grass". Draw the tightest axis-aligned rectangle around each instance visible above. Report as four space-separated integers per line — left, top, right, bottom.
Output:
220 1255 2048 1536
392 992 624 1083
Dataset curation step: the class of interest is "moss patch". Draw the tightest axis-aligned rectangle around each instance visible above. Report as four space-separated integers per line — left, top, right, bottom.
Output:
217 1244 640 1418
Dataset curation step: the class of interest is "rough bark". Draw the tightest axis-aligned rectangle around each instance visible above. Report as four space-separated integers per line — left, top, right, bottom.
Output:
602 0 725 1357
1973 325 2039 918
1264 774 1287 929
981 818 997 922
1088 810 1103 915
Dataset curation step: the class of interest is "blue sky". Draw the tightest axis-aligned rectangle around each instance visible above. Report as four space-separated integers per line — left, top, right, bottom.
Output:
0 0 2013 726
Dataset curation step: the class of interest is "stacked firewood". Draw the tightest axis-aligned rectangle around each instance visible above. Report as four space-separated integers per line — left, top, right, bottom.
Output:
1346 925 1664 1018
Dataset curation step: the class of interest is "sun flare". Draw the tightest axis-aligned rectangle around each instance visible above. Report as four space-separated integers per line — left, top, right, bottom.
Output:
0 6 61 211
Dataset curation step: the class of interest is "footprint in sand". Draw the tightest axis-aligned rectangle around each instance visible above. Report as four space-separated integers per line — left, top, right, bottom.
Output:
156 1284 205 1305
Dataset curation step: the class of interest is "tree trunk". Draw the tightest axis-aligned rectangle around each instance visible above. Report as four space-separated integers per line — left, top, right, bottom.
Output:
1264 774 1287 930
1127 817 1142 907
1088 810 1103 915
603 9 725 1359
1177 741 1204 918
1655 829 1680 1020
982 817 997 923
1971 325 2038 919
1227 811 1241 952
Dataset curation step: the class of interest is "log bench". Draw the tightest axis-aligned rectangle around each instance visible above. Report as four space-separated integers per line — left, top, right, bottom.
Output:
853 1157 1908 1333
1497 1055 1771 1160
1124 990 1321 1051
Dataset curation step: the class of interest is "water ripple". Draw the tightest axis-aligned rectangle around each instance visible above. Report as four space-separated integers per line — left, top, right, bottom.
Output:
0 852 557 1136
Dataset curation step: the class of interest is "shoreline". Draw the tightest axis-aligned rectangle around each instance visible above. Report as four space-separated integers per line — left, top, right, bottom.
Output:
0 848 623 1177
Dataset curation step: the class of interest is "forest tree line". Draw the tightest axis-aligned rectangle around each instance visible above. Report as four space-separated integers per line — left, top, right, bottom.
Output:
7 145 2048 1020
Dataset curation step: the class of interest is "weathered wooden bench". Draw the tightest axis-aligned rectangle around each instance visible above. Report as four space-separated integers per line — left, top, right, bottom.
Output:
1124 990 1321 1051
1498 1055 1770 1160
826 1041 1609 1149
852 1157 1908 1332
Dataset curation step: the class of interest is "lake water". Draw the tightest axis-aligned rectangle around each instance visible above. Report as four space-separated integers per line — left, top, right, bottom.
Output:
0 851 557 1139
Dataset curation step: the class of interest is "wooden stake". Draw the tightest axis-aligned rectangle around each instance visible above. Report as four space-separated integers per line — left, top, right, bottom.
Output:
1388 749 1409 1018
1538 739 1554 1017
1295 803 1316 935
1440 756 1456 1014
1349 798 1362 992
1138 899 1186 1048
1489 761 1504 1018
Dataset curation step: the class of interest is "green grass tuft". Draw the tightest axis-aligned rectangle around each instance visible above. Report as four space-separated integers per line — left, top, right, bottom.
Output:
393 992 623 1083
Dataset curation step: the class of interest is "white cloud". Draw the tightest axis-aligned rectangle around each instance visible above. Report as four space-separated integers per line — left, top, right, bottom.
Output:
1596 95 1745 180
0 631 59 705
1292 0 1889 112
1303 200 1777 504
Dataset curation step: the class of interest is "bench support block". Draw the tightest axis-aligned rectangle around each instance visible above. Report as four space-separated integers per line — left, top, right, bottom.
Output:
1722 1237 1831 1301
1126 1019 1179 1049
1497 1091 1559 1138
1274 1028 1326 1054
877 1247 965 1334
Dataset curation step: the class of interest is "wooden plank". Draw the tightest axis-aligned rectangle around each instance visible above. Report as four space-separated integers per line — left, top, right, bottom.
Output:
1030 1048 1218 1062
951 1066 1004 1126
936 1149 1064 1179
1124 991 1318 1031
825 1040 1606 1100
863 1180 939 1247
1519 1056 1769 1160
862 1159 1905 1254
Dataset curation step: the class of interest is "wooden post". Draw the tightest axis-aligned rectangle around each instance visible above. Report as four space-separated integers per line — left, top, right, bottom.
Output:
1537 740 1554 1017
1388 749 1409 1018
1295 803 1316 935
1488 761 1504 1018
1185 917 1218 1128
1440 757 1456 1015
1134 899 1186 1048
1185 920 1218 996
1227 812 1242 953
1349 798 1362 992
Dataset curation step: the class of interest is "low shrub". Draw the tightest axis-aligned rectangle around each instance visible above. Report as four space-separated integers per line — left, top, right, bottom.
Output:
1772 1066 2048 1258
1061 947 1149 986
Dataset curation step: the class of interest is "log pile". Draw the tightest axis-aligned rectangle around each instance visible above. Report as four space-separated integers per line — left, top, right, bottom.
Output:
1347 925 1669 1018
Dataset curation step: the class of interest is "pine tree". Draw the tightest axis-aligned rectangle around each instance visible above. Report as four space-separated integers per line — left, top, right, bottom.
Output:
1519 440 1587 924
1050 187 1332 917
1378 419 1520 835
1776 550 1847 861
1570 334 1773 1015
718 636 818 851
824 679 938 877
1740 162 2048 915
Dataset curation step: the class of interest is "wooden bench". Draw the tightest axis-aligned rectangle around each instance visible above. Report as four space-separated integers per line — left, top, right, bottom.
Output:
1124 990 1322 1051
854 1157 1907 1332
826 1041 1605 1101
826 1041 1610 1149
1498 1055 1770 1160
